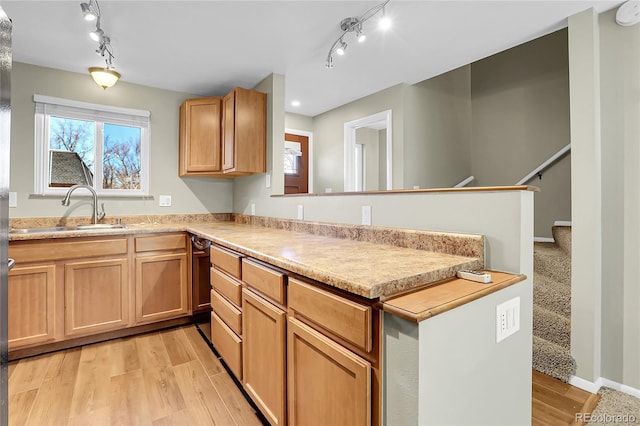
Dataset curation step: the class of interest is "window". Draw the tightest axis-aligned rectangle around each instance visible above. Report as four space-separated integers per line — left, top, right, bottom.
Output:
34 95 150 196
284 141 302 175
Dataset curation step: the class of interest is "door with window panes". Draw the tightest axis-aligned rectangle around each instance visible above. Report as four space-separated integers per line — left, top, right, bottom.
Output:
284 133 309 194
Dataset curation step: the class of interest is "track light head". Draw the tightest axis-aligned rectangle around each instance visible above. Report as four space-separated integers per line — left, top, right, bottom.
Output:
89 27 104 42
336 40 347 56
356 27 367 43
80 2 97 21
378 7 391 31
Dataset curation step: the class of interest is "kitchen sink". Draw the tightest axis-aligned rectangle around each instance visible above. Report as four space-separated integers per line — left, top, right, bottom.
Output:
10 224 127 234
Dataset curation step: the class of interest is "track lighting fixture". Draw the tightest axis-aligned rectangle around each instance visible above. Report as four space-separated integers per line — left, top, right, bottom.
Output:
79 0 121 89
80 1 97 21
325 0 391 69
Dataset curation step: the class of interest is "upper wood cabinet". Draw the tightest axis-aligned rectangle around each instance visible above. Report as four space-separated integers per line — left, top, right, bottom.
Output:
179 97 222 176
222 87 267 175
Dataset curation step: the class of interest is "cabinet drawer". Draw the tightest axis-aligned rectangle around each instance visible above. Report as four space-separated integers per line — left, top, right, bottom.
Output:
211 245 242 278
211 311 242 381
135 233 186 253
211 289 242 336
10 238 127 263
241 259 285 305
288 278 372 352
211 267 242 307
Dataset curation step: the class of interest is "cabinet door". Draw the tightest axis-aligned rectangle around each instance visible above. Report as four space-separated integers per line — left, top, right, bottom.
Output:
242 288 286 426
8 265 56 349
65 258 129 337
222 90 236 171
179 97 222 175
135 253 189 323
288 317 371 426
192 251 211 314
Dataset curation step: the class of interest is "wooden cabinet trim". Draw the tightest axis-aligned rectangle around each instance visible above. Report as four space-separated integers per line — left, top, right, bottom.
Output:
211 311 243 381
241 258 286 306
134 233 187 253
287 317 371 426
210 245 243 279
211 289 242 336
9 238 127 263
288 278 372 352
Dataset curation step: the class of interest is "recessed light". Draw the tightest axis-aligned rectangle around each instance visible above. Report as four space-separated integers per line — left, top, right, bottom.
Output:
291 100 301 107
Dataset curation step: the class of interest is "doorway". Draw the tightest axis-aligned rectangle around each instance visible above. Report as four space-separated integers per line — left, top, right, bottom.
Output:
284 130 313 194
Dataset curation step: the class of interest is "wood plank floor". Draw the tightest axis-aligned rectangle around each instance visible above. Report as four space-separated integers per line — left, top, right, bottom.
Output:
9 324 600 425
532 370 600 425
8 325 262 426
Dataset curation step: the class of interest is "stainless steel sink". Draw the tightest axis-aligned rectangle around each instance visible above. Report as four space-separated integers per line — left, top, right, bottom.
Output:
75 224 126 230
10 224 127 234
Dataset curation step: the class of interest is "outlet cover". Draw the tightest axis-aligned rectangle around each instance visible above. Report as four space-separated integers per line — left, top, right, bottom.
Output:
297 205 304 220
250 203 256 215
266 174 271 188
496 297 520 343
362 205 372 225
159 195 172 207
9 192 17 208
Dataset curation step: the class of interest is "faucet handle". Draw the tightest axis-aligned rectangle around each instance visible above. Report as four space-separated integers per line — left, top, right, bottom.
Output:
98 202 106 221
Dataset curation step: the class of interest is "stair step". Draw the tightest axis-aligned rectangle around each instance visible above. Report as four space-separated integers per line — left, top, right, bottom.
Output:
532 336 576 383
552 225 572 254
534 243 571 285
533 273 571 317
533 305 571 349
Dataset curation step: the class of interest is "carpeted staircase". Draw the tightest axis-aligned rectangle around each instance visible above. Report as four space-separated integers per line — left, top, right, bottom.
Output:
532 225 577 382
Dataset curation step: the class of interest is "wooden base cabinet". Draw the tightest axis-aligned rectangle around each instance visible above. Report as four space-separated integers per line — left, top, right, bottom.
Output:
135 252 188 323
287 317 371 426
65 258 129 337
7 264 56 349
242 288 286 426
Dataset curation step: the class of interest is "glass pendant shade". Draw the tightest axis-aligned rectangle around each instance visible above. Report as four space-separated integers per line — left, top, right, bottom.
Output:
89 67 121 89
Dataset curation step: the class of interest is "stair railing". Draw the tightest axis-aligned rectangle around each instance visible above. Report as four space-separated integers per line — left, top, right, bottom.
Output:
516 144 571 185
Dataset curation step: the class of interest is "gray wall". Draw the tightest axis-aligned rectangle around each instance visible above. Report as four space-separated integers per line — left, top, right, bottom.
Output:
9 62 233 219
471 29 571 237
570 7 640 390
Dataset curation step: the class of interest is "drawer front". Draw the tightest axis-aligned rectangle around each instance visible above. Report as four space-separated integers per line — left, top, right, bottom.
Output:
288 278 372 352
210 245 242 278
241 259 285 305
211 267 242 307
135 233 186 253
10 238 127 263
211 311 242 381
211 289 242 336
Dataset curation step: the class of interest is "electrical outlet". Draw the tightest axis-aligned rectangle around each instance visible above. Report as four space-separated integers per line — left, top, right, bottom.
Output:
362 205 372 225
250 203 256 215
496 297 520 343
325 188 332 193
266 174 271 188
9 192 17 208
159 195 172 207
297 205 304 220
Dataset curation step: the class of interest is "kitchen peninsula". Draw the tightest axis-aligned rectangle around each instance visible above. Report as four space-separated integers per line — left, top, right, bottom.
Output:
8 211 531 425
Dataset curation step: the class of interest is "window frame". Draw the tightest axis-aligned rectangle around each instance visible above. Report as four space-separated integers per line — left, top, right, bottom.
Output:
34 94 151 197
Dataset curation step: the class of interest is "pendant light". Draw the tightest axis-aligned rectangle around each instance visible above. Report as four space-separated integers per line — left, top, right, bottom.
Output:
89 67 121 90
80 0 121 89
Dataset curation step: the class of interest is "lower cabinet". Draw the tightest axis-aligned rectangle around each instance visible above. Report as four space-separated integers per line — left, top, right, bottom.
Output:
7 264 57 348
287 317 371 426
65 258 129 337
242 288 287 426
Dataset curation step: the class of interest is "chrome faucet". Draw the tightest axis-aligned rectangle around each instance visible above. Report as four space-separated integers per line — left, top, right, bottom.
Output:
61 184 106 224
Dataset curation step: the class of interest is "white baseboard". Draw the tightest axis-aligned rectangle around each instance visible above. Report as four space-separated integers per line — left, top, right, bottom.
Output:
554 220 572 227
569 375 640 398
534 237 555 243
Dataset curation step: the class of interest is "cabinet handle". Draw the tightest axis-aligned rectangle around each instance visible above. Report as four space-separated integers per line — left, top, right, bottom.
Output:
8 258 15 270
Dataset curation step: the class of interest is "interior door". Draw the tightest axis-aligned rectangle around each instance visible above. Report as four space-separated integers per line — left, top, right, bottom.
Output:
284 133 309 194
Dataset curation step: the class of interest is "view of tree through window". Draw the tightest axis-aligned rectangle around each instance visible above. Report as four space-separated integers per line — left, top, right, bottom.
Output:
48 117 142 190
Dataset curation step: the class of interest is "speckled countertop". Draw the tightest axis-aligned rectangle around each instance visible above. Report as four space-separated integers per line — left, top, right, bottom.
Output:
9 214 484 300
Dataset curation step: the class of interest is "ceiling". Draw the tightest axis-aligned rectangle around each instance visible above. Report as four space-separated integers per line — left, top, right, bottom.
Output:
2 1 623 117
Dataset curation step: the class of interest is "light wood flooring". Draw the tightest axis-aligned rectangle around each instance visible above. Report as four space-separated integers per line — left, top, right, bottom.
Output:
8 324 600 426
532 369 600 425
7 325 262 426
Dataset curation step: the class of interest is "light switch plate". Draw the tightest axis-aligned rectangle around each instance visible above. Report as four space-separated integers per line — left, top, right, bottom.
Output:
159 195 172 207
250 203 256 215
9 192 17 208
266 174 271 188
297 205 304 220
362 205 372 225
496 297 520 343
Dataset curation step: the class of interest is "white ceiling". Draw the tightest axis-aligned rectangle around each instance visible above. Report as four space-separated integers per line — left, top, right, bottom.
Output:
2 0 623 117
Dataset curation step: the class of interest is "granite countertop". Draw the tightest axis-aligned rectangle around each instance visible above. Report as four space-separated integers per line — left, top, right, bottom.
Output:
9 215 484 300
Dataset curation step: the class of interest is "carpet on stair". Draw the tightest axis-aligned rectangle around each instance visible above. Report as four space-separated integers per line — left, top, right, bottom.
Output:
532 335 576 382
